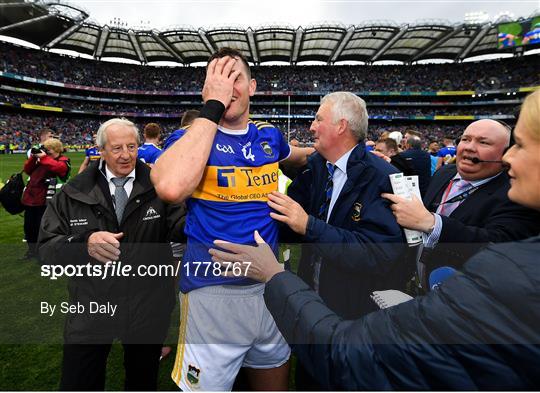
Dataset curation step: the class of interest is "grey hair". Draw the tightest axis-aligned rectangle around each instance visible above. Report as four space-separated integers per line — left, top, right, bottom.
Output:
407 135 422 149
320 92 368 141
96 118 140 149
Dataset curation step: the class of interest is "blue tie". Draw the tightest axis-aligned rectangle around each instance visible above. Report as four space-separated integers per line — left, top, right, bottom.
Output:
318 163 335 220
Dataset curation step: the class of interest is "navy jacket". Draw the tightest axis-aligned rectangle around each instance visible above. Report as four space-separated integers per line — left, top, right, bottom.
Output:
421 165 540 274
285 143 406 319
399 147 432 197
264 236 540 389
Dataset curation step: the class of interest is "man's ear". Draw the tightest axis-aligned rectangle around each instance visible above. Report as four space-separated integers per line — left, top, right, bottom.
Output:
337 118 348 135
249 78 257 97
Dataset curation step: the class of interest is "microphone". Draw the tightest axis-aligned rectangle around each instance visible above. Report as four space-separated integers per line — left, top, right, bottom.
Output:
471 157 504 164
429 266 456 290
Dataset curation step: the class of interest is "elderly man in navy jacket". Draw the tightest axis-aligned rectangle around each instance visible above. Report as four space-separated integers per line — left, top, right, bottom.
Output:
263 92 405 388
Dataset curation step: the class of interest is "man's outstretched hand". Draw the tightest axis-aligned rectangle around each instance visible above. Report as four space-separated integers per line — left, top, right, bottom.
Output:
209 231 284 283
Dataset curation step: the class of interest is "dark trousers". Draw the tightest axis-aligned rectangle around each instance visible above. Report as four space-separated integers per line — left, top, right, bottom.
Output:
295 360 324 391
23 205 46 255
60 343 162 391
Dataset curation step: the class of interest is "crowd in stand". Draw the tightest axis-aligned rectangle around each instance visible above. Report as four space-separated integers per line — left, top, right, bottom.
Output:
2 42 539 93
0 91 519 119
0 112 466 153
0 41 531 151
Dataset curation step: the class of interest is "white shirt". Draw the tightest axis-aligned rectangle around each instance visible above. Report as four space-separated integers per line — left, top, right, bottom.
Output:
326 146 356 221
104 164 135 199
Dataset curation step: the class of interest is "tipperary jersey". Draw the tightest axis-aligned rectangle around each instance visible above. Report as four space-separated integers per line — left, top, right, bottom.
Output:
164 120 291 293
438 146 457 165
85 146 101 162
138 143 162 164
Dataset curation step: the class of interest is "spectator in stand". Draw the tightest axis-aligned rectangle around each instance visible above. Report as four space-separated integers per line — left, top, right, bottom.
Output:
436 135 457 170
138 123 162 166
374 138 415 176
78 133 100 173
400 135 432 197
22 137 70 259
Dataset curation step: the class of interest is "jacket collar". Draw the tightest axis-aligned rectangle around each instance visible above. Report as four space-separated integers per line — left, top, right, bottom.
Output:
63 159 153 206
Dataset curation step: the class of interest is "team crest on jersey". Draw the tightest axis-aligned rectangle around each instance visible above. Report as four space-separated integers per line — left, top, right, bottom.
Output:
187 364 201 386
260 141 274 158
351 202 362 222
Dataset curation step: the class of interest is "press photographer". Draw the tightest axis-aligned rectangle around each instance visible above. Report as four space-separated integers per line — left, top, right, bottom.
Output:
22 136 70 260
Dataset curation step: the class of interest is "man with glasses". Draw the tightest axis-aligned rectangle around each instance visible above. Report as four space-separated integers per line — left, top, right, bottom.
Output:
38 118 185 390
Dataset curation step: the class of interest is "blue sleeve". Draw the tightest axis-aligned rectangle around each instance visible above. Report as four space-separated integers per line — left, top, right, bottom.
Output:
277 132 291 161
85 148 90 157
163 129 186 151
437 148 446 158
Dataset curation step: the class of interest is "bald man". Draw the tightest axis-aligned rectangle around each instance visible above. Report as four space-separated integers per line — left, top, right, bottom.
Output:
383 119 540 286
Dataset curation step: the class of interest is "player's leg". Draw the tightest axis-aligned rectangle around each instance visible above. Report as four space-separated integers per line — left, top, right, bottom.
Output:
244 361 290 391
242 288 291 390
171 287 254 391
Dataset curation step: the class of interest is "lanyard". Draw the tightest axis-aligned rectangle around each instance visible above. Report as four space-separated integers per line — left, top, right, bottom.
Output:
436 180 480 206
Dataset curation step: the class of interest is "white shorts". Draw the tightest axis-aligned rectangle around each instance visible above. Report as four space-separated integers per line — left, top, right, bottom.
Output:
171 284 291 391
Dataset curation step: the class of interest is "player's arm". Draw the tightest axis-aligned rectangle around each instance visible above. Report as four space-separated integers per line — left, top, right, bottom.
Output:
151 57 240 204
283 145 315 167
78 156 90 174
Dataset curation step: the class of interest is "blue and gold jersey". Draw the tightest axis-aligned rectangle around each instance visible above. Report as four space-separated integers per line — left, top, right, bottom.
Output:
138 143 162 164
164 120 291 292
85 147 100 161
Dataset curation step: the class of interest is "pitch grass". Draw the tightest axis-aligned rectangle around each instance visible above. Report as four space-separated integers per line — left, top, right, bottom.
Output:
0 152 298 390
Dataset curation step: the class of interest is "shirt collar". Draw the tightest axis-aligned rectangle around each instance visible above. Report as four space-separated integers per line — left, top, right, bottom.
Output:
104 164 135 183
328 146 356 175
218 125 249 135
453 171 502 187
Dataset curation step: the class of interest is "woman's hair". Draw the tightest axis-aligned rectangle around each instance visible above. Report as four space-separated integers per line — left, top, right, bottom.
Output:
520 89 540 141
43 138 63 154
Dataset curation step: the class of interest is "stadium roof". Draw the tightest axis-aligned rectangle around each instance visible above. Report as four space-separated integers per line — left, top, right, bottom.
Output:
1 0 538 65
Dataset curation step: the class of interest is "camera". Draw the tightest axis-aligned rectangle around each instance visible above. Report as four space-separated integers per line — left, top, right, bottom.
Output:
31 145 47 155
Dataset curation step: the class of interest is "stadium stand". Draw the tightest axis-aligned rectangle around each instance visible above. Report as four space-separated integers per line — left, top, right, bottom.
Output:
0 8 539 150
